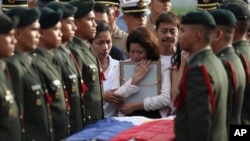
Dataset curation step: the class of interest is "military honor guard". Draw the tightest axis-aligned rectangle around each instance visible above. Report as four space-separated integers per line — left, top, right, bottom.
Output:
210 8 246 130
119 0 150 33
5 7 54 141
68 0 104 126
31 7 69 141
47 1 88 134
220 1 250 125
0 13 21 141
175 11 228 141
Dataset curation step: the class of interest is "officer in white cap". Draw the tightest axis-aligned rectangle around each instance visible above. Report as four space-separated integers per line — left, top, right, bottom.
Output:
120 0 150 33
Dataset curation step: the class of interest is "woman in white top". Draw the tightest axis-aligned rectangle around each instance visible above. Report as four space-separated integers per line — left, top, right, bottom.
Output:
90 21 142 118
118 27 172 118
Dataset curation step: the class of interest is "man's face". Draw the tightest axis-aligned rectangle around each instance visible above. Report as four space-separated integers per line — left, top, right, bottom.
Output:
0 29 16 58
92 31 112 59
156 22 178 49
15 20 40 52
75 11 97 40
40 22 62 50
94 12 109 23
61 17 77 42
178 24 195 52
124 14 147 32
149 0 171 15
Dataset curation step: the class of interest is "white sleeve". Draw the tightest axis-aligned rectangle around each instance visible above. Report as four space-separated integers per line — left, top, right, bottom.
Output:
114 78 139 98
143 61 172 111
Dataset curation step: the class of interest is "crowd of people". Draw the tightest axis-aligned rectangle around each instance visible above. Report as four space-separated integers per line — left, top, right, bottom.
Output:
0 0 250 141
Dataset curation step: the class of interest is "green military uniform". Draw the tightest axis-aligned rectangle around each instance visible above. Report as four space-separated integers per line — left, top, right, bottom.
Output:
53 47 85 134
175 11 228 141
67 37 104 126
210 9 246 125
68 0 104 126
1 0 28 12
220 0 250 125
31 47 69 141
233 40 250 124
216 47 246 124
5 7 54 140
5 51 54 141
0 61 21 141
46 1 85 134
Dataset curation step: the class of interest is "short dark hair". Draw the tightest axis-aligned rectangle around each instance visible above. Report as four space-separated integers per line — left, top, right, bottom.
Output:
155 12 180 30
94 3 109 15
89 20 111 43
126 27 160 61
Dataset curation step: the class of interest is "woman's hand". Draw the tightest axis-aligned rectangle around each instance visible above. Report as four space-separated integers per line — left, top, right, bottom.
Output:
103 89 124 107
131 60 152 85
119 102 142 115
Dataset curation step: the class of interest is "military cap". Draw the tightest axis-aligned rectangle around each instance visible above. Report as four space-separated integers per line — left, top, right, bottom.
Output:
39 7 63 29
46 1 77 18
0 13 19 34
120 0 150 16
220 1 250 20
95 0 119 7
69 0 94 19
1 0 28 12
197 0 220 11
36 0 58 7
181 10 216 27
210 9 237 26
6 7 41 28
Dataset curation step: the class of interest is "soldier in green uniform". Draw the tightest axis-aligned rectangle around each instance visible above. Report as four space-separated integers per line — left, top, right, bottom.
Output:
68 0 104 126
210 9 246 133
0 13 21 141
175 11 228 141
5 7 54 141
47 1 87 134
220 1 250 125
31 7 69 141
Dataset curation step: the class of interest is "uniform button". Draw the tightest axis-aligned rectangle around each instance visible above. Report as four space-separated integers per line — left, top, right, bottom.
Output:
8 109 13 117
72 86 76 93
68 125 71 128
50 128 53 132
73 79 76 82
36 99 42 106
36 91 40 96
92 75 96 81
88 115 91 120
92 69 96 72
55 93 60 99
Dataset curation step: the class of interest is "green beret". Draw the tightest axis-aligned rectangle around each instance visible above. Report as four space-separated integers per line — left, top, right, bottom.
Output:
220 1 250 20
39 7 63 29
210 9 236 26
46 1 77 18
181 11 216 27
0 13 19 34
69 0 94 19
6 7 41 28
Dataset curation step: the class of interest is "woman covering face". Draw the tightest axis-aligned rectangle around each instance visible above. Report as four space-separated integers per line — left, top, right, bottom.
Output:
126 27 160 61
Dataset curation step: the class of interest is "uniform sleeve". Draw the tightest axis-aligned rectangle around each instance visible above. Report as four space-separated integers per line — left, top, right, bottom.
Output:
186 66 211 141
143 61 172 111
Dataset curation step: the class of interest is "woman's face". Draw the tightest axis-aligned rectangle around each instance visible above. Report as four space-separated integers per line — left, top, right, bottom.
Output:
129 43 147 62
92 31 112 59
